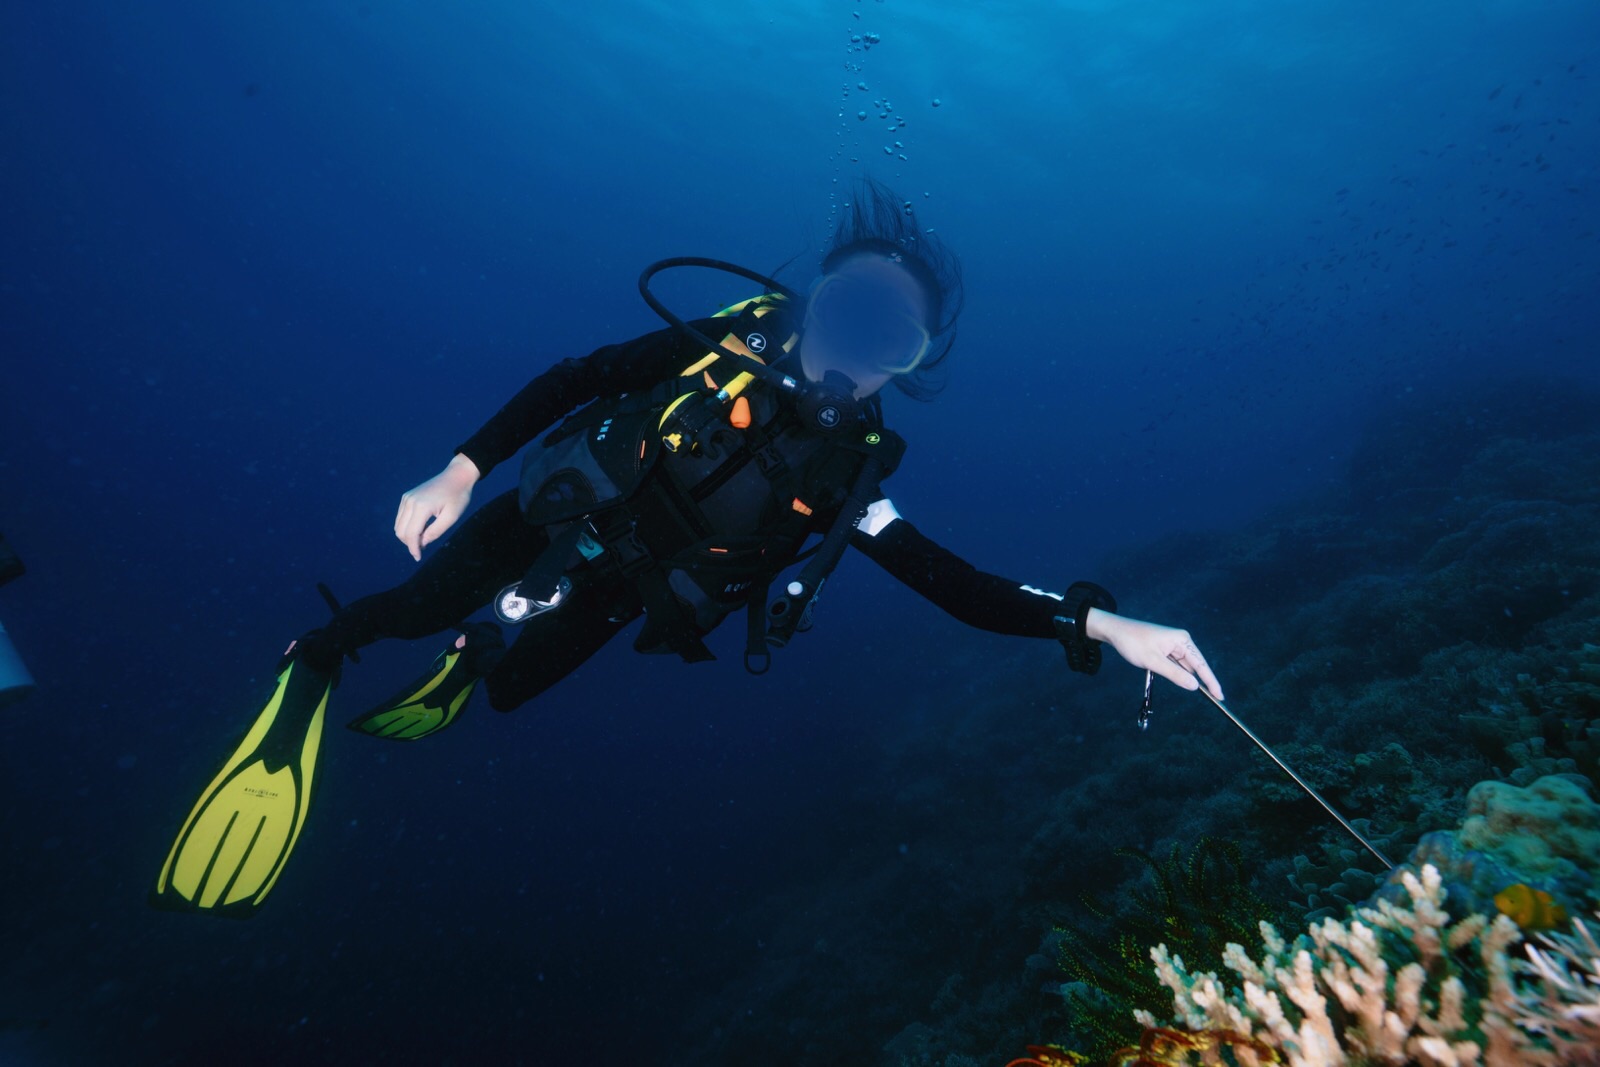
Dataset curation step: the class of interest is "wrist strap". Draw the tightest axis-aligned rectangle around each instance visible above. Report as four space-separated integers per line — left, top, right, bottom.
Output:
1052 580 1116 675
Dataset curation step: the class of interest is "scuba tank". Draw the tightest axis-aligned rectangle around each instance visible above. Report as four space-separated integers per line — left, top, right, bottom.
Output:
0 532 35 709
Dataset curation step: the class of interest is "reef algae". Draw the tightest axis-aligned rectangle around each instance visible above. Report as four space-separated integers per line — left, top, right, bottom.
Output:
1050 839 1294 1062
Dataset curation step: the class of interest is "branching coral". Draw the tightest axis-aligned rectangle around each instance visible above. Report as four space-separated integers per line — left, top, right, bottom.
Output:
1135 864 1561 1066
1516 916 1600 1065
1021 778 1600 1065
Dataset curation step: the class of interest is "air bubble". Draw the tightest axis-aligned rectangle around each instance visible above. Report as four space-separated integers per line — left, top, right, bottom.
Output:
931 98 941 108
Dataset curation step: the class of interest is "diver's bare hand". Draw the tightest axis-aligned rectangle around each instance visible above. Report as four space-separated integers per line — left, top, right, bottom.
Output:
394 453 481 562
1085 609 1224 701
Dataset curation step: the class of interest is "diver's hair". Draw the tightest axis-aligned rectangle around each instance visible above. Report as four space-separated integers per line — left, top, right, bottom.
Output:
822 178 963 400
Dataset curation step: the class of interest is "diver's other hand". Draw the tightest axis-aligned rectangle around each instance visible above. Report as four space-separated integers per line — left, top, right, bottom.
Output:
394 453 481 562
1085 609 1224 701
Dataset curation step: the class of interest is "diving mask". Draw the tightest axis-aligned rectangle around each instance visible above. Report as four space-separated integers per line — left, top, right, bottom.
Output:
804 272 932 377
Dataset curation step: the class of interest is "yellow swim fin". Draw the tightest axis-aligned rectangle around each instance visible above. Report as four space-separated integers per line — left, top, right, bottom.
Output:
152 656 332 918
346 623 502 741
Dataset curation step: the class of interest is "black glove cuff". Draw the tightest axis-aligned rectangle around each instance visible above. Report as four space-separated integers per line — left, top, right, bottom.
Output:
1052 580 1117 675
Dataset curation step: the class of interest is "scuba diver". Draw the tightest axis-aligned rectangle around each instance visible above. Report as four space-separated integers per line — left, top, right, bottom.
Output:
0 531 35 709
154 181 1225 918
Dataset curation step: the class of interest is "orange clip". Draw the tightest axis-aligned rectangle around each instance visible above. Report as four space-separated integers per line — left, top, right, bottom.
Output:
791 497 813 516
729 395 752 429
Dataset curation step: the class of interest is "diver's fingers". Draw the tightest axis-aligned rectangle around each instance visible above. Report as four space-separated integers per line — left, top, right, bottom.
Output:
419 508 453 549
1169 640 1225 702
396 499 425 562
1192 659 1225 703
394 493 416 541
1150 656 1201 693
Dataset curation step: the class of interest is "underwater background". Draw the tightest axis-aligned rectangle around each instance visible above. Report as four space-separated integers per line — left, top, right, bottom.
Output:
2 1 1598 1065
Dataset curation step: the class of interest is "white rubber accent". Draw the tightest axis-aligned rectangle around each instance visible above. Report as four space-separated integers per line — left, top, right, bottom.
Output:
857 498 901 537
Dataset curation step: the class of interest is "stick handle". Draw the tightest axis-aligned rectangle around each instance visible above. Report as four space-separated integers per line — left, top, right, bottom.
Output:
1191 683 1395 870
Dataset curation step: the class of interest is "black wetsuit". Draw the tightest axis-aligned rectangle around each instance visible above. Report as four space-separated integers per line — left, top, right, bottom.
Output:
305 320 1089 710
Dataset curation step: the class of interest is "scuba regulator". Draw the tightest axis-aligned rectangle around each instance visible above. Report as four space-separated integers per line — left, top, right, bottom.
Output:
638 258 878 440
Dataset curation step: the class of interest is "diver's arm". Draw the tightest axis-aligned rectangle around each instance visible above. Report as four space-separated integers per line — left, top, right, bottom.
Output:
454 320 716 477
851 502 1224 697
394 320 712 561
849 502 1086 638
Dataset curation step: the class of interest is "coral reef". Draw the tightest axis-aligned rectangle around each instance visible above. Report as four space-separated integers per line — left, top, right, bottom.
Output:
1462 645 1600 786
1287 839 1383 921
1051 839 1293 1060
1136 864 1543 1065
1459 776 1600 882
1025 780 1600 1066
1517 917 1600 1064
1006 1044 1090 1067
1099 868 1600 1065
670 379 1600 1067
1371 775 1600 923
1107 1028 1283 1066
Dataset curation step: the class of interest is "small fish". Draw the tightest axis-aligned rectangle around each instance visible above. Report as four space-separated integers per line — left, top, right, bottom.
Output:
1495 883 1568 930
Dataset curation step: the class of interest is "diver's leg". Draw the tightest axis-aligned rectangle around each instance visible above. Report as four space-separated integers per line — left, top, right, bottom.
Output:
297 490 547 671
156 498 544 912
152 653 333 916
483 578 642 711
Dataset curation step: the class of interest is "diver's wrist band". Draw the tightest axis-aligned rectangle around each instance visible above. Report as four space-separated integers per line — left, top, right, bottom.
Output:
1052 581 1117 675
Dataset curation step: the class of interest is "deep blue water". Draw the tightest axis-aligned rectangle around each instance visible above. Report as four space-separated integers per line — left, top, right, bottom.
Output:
2 2 1597 1064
